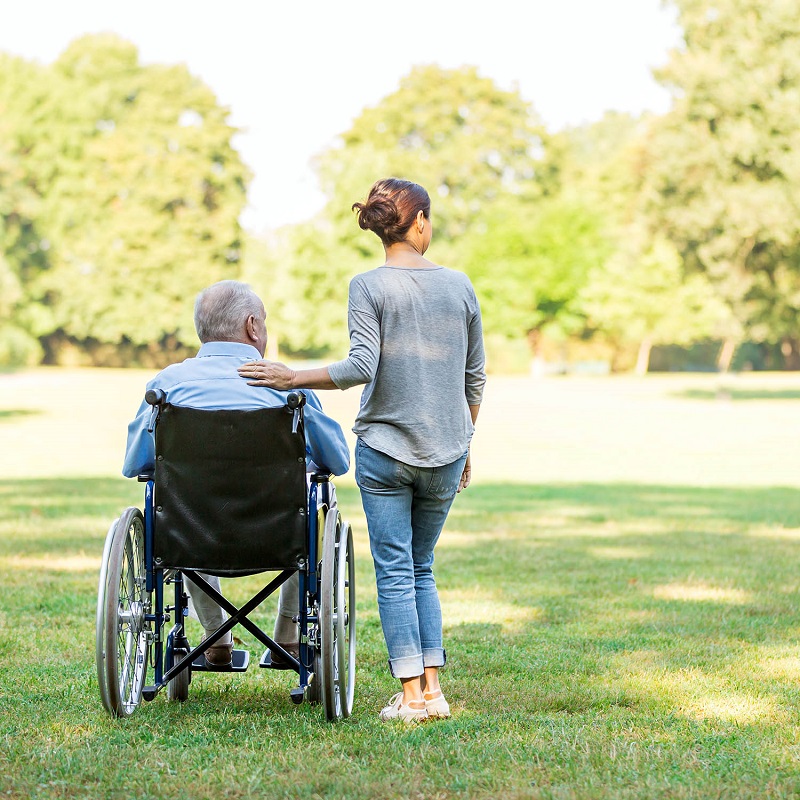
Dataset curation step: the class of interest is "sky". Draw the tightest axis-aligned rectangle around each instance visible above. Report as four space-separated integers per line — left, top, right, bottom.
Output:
0 0 682 232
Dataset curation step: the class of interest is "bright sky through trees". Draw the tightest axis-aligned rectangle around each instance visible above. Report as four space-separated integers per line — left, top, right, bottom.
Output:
0 0 681 231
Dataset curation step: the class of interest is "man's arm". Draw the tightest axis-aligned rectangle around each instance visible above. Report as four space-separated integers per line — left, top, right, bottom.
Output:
121 395 156 478
301 392 351 476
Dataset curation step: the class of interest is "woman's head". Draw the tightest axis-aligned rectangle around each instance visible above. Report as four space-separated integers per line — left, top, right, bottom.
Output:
352 178 431 247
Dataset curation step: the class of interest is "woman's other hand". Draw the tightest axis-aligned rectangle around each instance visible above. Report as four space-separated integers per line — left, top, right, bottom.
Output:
237 360 297 390
457 451 472 493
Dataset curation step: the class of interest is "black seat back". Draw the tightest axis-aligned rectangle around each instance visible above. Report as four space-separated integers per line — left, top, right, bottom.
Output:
153 403 307 576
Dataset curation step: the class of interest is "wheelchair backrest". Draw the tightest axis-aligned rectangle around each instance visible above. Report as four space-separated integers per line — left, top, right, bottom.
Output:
153 403 308 576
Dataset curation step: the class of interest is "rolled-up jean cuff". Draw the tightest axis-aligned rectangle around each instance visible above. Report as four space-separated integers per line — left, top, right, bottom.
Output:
388 654 424 679
423 647 446 669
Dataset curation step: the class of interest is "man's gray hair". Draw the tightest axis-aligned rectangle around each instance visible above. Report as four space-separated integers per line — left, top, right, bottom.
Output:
194 280 262 343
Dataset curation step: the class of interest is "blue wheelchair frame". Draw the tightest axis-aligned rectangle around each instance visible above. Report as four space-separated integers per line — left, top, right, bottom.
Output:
141 472 334 702
96 391 355 721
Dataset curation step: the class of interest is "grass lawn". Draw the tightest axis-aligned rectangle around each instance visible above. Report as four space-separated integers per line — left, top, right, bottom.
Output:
2 369 800 799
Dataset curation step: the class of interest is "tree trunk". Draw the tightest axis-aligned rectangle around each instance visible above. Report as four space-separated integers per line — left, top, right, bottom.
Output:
527 328 545 379
781 337 800 370
717 338 737 373
634 337 653 376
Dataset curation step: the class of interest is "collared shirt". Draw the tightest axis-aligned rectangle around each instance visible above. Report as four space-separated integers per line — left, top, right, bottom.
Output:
122 341 350 478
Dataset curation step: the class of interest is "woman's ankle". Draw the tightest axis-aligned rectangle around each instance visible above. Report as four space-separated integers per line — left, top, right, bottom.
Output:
400 676 424 705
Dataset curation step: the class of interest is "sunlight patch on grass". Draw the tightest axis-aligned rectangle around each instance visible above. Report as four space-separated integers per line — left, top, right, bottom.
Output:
0 553 100 572
754 654 800 681
440 588 541 633
533 515 692 539
685 692 785 724
441 528 537 544
614 658 788 725
748 525 800 541
653 582 751 604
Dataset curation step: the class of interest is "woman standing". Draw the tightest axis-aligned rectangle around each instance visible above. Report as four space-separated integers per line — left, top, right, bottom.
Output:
239 178 485 723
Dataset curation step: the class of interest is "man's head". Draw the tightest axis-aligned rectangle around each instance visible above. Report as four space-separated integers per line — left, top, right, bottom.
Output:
194 281 267 356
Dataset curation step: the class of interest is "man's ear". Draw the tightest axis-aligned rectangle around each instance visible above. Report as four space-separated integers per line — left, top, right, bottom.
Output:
245 315 257 341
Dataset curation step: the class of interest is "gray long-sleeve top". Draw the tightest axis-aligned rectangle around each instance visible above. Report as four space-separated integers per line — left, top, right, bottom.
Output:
328 265 486 467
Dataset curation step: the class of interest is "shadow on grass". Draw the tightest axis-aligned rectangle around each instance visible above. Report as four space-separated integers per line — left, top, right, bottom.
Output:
3 477 800 724
673 387 800 401
0 408 42 422
438 482 800 720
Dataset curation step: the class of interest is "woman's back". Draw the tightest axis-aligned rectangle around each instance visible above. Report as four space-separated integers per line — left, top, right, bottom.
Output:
329 265 484 467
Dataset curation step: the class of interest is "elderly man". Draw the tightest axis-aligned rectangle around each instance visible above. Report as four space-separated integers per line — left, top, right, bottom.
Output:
123 280 350 668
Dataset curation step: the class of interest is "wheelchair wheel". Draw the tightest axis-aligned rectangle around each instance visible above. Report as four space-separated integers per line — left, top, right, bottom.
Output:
96 516 118 714
319 509 355 721
99 507 149 717
166 648 190 702
336 520 355 717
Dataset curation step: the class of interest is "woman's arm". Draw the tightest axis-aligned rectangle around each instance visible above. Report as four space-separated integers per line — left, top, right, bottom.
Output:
458 403 481 493
237 362 338 390
238 276 379 392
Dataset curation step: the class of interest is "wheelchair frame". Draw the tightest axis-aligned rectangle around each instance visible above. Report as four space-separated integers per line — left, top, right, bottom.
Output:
96 391 355 722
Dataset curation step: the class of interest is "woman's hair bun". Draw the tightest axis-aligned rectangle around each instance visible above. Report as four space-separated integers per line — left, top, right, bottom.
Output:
352 196 400 234
352 178 431 246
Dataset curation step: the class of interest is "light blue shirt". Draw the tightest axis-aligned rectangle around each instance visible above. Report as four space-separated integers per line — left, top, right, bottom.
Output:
122 341 350 478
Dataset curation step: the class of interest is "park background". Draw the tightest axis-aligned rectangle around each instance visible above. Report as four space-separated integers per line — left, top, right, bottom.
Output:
4 1 800 798
2 0 799 376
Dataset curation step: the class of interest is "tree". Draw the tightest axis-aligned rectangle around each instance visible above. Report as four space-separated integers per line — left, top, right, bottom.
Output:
580 233 733 374
647 0 800 364
0 35 249 365
274 65 549 355
0 55 50 364
459 194 614 354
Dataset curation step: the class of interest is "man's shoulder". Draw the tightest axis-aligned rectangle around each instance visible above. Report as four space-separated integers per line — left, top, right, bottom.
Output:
147 357 201 388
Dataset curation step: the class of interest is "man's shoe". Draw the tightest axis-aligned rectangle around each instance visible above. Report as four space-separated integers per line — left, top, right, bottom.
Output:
269 642 300 670
202 634 233 668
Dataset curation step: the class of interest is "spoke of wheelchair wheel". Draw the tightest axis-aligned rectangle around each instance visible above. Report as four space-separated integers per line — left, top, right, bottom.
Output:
117 532 140 703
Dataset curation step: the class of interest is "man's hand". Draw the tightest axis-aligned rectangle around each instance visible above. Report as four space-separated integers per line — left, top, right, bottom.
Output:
237 360 297 390
457 451 472 493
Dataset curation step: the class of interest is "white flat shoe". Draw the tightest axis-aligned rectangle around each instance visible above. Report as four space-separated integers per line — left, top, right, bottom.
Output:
423 690 451 719
379 693 428 724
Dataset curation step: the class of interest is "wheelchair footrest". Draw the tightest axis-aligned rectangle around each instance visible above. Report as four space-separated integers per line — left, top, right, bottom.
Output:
191 648 250 673
259 648 299 671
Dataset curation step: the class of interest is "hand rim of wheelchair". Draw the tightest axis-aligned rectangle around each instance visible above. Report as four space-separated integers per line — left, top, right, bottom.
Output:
96 507 149 718
319 509 356 721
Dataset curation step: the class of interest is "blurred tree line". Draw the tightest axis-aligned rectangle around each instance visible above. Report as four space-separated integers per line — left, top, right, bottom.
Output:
0 34 248 366
2 0 800 373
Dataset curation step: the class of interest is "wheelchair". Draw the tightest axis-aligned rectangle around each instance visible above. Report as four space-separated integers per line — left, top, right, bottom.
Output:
95 391 355 722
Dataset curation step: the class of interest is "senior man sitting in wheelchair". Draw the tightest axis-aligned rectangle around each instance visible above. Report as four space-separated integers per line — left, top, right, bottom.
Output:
121 280 350 672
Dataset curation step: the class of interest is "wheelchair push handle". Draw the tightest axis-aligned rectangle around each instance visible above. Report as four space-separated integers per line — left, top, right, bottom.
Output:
145 388 166 407
287 391 306 410
287 391 306 434
145 388 166 433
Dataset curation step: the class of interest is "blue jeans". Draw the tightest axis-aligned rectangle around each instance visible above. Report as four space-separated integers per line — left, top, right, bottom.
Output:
355 438 468 679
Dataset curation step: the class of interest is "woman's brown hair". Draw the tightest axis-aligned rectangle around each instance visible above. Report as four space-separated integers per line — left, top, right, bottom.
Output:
352 178 431 246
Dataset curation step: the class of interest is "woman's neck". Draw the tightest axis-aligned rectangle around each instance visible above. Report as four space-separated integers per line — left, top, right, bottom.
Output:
382 242 436 269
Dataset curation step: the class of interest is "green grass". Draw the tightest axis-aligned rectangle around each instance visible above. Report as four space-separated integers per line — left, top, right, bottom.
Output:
3 370 800 798
3 479 800 798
